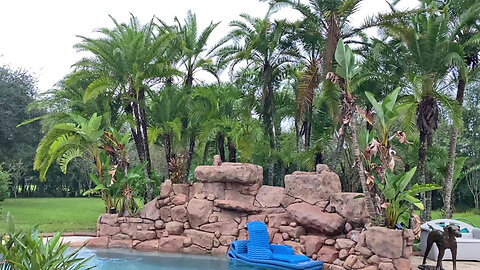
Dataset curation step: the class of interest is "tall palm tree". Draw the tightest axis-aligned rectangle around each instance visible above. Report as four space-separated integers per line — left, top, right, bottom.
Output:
74 15 178 200
384 3 478 220
159 11 220 87
436 0 480 218
215 8 298 185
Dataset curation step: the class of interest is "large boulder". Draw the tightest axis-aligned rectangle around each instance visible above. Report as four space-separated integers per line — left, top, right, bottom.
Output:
364 227 403 259
255 186 285 208
158 236 186 253
187 199 214 228
194 163 263 185
184 229 215 250
200 221 239 236
329 193 370 226
284 171 341 204
287 203 345 235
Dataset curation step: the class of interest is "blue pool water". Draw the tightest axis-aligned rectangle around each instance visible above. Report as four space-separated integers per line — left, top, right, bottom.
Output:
78 248 273 269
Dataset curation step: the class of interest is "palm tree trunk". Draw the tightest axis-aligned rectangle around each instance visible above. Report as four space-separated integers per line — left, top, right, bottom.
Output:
349 118 377 221
217 132 225 162
138 91 154 200
418 130 428 222
184 137 196 182
203 141 210 165
227 137 236 162
444 77 466 218
164 134 172 177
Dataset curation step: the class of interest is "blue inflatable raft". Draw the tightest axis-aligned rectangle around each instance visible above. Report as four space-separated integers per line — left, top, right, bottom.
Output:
228 221 324 270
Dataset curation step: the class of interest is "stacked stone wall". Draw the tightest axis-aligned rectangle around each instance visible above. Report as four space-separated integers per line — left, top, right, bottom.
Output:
89 158 413 270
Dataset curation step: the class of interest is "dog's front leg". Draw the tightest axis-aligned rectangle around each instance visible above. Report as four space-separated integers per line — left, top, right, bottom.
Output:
451 245 457 270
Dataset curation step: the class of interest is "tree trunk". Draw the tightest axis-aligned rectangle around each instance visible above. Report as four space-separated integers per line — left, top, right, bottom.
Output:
164 134 172 177
203 141 210 165
349 118 377 221
217 132 225 162
444 77 465 218
184 137 196 182
227 137 236 162
418 130 428 222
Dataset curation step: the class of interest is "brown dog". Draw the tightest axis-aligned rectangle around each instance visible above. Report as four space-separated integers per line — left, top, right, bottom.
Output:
420 224 462 270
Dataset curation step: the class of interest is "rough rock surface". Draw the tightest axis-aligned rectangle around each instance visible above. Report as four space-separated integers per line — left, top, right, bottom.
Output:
284 170 341 204
187 199 213 228
255 186 285 208
194 163 263 185
287 203 345 235
365 227 404 259
214 199 262 213
329 193 369 226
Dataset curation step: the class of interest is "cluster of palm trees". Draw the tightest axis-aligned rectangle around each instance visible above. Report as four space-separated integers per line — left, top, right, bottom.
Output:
31 0 479 220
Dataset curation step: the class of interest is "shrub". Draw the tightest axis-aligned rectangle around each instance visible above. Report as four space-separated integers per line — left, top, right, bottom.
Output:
0 169 10 201
0 213 95 270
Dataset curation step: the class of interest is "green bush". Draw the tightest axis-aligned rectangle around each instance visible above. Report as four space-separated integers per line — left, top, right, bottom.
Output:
0 170 10 202
0 213 95 270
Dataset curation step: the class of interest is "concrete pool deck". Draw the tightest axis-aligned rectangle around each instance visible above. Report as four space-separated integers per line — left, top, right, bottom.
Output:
411 255 480 270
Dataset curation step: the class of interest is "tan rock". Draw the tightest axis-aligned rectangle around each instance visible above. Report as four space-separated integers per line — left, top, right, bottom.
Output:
267 213 294 228
317 245 339 263
280 194 296 208
171 205 188 222
199 221 239 236
187 199 214 228
247 214 266 223
158 236 186 253
211 245 229 255
155 220 165 229
255 186 285 207
316 164 330 173
184 229 215 249
225 189 255 204
279 225 306 238
272 233 284 244
136 240 159 250
283 240 304 255
368 255 380 265
300 235 325 257
336 238 355 249
200 182 226 200
99 214 118 226
219 235 236 246
339 249 349 260
172 183 189 196
159 207 171 221
214 199 261 213
215 210 242 222
171 194 188 205
109 239 133 249
325 239 336 245
393 258 411 270
329 193 370 226
98 224 120 236
183 237 193 247
135 230 156 241
213 155 222 166
365 227 403 259
378 262 395 270
160 180 173 199
111 233 131 240
287 203 345 235
86 236 109 248
184 245 208 254
344 255 358 269
194 163 263 185
284 170 341 204
165 221 184 235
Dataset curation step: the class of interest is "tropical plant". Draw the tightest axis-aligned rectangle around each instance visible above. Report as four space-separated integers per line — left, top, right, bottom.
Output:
0 213 94 270
215 8 298 185
328 39 377 221
375 167 442 229
75 14 179 200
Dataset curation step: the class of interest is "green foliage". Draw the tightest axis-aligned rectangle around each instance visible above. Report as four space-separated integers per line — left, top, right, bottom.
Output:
0 169 10 202
0 213 94 270
375 167 442 228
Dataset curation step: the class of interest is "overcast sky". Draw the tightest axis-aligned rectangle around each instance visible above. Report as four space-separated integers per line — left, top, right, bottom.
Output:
0 0 418 92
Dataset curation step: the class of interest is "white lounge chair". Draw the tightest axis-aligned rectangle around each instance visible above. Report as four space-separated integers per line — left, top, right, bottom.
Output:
420 218 480 261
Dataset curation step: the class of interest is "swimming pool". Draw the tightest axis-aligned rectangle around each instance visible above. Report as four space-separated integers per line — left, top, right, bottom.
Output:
78 248 273 269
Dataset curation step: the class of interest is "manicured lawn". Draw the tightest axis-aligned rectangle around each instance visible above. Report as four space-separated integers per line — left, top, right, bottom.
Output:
0 198 105 233
430 210 480 227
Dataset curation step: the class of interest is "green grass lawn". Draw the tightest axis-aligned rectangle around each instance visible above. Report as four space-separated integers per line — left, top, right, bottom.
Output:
0 198 105 233
430 210 480 227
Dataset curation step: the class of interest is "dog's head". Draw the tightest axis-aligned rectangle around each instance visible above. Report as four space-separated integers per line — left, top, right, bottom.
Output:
444 224 462 238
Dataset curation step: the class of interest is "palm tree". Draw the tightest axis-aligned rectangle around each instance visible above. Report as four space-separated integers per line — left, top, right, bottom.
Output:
215 8 298 185
159 10 220 87
74 15 178 200
437 0 480 218
34 113 105 182
384 3 478 220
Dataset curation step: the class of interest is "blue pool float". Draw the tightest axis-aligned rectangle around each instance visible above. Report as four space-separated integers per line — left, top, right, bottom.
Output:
228 221 324 270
